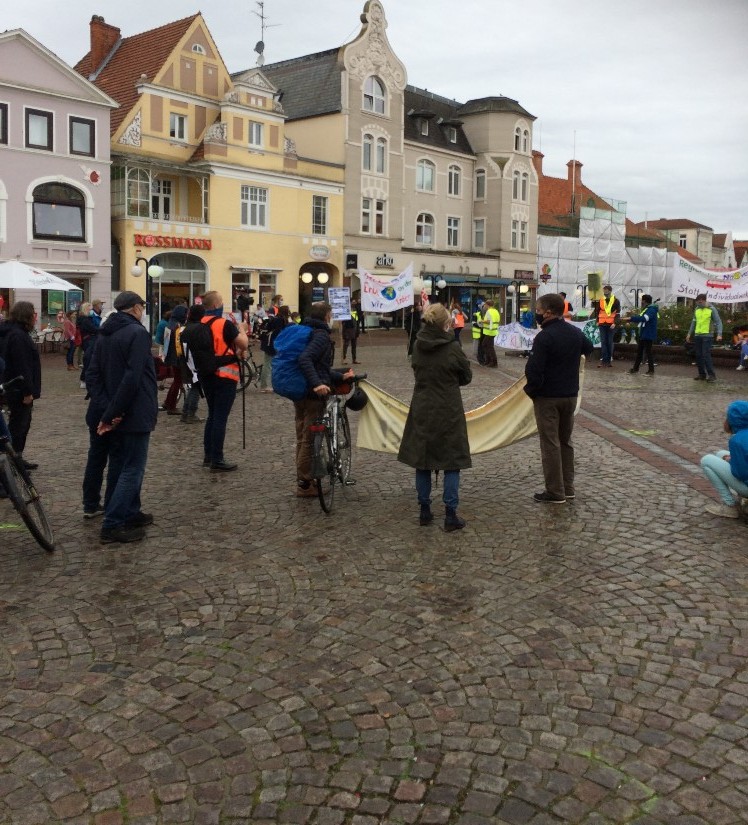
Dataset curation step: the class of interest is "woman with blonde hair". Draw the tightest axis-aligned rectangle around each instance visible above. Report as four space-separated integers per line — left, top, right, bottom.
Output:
398 302 472 531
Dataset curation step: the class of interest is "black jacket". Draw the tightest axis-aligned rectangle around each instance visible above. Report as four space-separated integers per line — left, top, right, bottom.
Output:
86 311 158 432
298 318 345 396
260 313 288 355
0 321 41 399
524 317 593 399
76 314 99 347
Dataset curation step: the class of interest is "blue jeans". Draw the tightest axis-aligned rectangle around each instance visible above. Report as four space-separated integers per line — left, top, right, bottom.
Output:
693 335 715 378
0 409 11 444
183 384 200 415
701 450 748 505
103 431 150 529
66 339 76 366
82 427 114 513
415 469 460 509
201 375 237 464
599 324 615 364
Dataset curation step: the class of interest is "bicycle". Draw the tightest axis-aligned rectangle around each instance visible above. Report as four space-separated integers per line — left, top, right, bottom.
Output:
0 376 55 553
310 374 367 514
237 345 263 393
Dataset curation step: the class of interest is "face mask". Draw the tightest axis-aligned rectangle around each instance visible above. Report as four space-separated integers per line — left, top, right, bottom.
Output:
535 313 546 326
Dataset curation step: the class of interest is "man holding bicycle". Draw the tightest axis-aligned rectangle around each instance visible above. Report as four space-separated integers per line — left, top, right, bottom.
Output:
294 302 353 497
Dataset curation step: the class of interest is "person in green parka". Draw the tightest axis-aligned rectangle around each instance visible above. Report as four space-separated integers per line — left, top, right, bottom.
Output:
398 302 472 531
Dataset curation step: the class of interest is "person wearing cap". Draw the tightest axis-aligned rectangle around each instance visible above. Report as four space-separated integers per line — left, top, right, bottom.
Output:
85 291 158 544
700 400 748 518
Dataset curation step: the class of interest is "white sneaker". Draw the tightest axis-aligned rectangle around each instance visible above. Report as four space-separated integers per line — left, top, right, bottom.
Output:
737 365 745 371
705 502 740 519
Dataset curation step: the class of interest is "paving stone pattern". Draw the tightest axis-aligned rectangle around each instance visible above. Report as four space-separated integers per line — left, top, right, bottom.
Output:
1 337 747 824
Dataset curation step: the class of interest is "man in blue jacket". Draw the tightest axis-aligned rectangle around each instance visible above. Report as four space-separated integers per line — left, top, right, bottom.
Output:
86 291 158 544
525 293 594 504
625 294 659 376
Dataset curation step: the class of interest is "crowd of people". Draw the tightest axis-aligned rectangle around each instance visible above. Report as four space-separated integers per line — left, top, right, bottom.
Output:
0 289 746 539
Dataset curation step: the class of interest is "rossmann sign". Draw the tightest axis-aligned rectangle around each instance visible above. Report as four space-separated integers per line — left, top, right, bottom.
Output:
134 234 212 250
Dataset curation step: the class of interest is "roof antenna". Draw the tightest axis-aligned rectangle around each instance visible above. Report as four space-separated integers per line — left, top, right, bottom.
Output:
253 1 280 66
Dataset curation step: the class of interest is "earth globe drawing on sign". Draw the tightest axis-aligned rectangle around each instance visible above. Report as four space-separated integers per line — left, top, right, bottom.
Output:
381 286 397 301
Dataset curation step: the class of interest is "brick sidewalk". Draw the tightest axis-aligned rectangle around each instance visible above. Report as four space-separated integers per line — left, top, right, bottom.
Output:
1 346 746 824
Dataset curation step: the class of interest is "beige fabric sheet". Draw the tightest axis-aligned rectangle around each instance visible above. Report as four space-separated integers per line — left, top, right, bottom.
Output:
356 359 585 455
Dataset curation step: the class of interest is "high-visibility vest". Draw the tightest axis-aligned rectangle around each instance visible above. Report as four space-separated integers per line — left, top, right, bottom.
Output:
472 311 483 339
693 306 715 335
453 309 465 329
597 295 617 325
563 300 572 315
483 307 501 336
202 316 239 382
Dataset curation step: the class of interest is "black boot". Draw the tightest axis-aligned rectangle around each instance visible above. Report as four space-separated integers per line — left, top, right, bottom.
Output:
419 504 433 526
444 507 465 532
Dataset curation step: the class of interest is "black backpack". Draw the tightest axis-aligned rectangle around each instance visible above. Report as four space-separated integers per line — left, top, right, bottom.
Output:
180 318 236 377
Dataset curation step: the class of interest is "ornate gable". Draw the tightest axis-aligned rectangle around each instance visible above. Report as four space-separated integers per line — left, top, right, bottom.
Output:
343 1 406 92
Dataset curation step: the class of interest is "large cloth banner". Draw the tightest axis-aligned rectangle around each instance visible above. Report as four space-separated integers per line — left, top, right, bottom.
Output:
356 362 585 455
361 264 414 312
493 321 597 350
673 258 748 304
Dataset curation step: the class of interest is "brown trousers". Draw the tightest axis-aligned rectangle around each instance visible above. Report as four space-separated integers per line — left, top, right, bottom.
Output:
480 334 498 367
532 396 577 499
294 397 324 482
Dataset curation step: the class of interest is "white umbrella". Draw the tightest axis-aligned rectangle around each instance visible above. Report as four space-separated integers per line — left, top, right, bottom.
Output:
0 260 81 291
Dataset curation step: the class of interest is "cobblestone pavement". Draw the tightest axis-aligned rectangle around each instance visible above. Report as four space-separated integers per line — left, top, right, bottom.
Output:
1 334 747 825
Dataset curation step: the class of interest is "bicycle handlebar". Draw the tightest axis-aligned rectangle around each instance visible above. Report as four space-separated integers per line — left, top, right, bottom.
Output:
0 375 24 393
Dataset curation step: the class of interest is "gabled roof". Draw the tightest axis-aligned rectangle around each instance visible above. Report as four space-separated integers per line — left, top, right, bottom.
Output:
734 241 748 266
75 14 200 134
258 49 342 122
404 86 473 155
634 217 713 231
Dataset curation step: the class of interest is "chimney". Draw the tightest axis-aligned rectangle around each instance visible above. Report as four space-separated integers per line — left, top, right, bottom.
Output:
567 159 583 187
532 150 544 177
89 15 120 75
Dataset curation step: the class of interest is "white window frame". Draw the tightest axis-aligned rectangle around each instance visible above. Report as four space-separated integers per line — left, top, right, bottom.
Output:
521 172 528 202
473 218 485 250
151 179 172 220
447 216 460 249
249 121 263 148
312 195 328 236
362 133 373 171
448 164 461 197
522 129 529 152
448 126 458 143
362 197 385 235
241 184 268 229
415 212 434 246
376 137 387 174
169 113 187 141
514 126 521 151
420 119 429 136
475 169 486 200
679 233 687 249
416 159 435 192
513 170 520 200
363 76 385 114
520 220 528 250
511 219 518 249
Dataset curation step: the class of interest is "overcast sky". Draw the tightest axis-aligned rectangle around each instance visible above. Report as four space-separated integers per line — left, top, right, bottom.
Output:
9 0 748 239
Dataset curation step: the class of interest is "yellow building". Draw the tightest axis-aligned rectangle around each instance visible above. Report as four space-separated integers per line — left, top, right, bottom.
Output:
75 13 344 319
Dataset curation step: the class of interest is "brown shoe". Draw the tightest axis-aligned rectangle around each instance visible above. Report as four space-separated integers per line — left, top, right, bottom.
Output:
296 481 318 498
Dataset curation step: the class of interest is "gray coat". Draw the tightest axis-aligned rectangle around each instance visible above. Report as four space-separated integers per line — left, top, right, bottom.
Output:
397 323 472 471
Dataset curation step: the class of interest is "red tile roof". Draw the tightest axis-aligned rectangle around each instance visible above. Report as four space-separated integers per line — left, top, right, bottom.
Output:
734 241 748 266
75 14 200 135
633 218 712 231
712 233 727 248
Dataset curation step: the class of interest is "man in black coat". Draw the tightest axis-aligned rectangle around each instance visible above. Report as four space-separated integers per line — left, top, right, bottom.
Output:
524 293 593 504
86 291 158 544
0 301 41 469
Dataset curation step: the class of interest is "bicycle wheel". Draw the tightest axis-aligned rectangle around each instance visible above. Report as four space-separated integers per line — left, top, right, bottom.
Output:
0 453 55 552
335 408 352 483
313 431 335 513
236 358 255 393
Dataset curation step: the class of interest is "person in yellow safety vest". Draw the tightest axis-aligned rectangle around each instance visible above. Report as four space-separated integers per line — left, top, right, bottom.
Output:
593 284 621 367
479 299 501 368
685 293 723 382
472 300 485 363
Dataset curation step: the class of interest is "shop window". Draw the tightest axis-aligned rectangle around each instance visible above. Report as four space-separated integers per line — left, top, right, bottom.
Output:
32 182 85 241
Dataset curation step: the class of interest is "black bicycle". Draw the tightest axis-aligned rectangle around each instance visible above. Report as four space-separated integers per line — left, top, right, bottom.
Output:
237 345 263 393
310 374 367 513
0 377 55 552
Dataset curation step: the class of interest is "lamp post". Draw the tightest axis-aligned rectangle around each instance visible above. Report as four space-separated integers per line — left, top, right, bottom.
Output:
576 283 588 306
131 256 164 335
630 287 643 308
506 280 529 321
422 273 447 302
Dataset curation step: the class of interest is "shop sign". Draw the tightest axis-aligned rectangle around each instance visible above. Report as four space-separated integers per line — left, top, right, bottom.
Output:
134 233 212 250
376 253 394 268
310 245 330 261
514 269 534 281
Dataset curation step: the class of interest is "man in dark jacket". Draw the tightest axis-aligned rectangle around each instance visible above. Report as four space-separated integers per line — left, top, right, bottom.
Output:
624 294 659 376
86 291 158 544
0 301 41 469
524 293 593 504
294 302 353 497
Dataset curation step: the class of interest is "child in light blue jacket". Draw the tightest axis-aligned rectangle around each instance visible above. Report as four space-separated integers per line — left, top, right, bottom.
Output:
701 400 748 518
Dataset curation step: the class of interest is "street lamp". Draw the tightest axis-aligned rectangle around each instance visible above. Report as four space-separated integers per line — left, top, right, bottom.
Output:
131 256 164 335
630 287 643 308
507 280 529 321
423 274 447 300
576 283 588 305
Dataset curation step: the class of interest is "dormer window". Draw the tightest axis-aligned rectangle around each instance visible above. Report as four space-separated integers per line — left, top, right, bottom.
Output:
249 121 263 148
169 113 187 141
448 126 457 143
420 119 429 137
191 43 206 55
363 76 385 114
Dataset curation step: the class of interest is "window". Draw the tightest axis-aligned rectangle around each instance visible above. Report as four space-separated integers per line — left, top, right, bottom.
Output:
191 43 206 54
512 219 528 250
513 171 529 202
521 172 528 202
241 185 268 228
522 129 529 152
447 217 460 248
126 168 150 217
420 119 429 136
362 198 385 235
473 219 485 249
416 159 435 192
32 182 85 241
416 213 434 246
26 108 53 151
362 133 373 170
448 165 461 196
249 121 263 147
475 169 486 199
679 233 687 249
513 170 520 199
151 179 172 220
376 137 386 174
312 195 328 235
69 116 95 156
169 113 187 141
447 126 457 143
514 126 521 151
512 219 518 249
363 76 385 114
0 103 8 145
